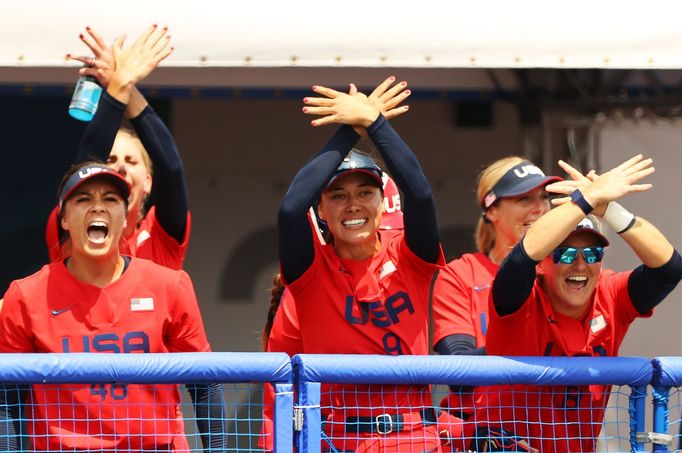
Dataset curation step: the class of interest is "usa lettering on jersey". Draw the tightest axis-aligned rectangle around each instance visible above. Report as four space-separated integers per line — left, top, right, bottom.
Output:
344 291 414 355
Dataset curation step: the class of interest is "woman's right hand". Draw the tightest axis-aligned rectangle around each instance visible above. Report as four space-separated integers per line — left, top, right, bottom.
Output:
547 154 654 211
303 86 380 128
110 25 173 89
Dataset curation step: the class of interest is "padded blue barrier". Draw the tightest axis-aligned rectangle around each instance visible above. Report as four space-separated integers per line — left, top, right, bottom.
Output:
294 355 653 453
0 352 292 383
0 352 292 452
293 354 653 385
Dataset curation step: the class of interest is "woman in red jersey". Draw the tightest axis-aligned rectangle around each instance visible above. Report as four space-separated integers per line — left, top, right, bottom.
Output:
485 155 682 452
0 164 224 450
277 79 444 452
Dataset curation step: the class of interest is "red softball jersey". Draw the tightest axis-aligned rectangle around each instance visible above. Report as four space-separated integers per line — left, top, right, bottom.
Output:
284 228 444 451
432 252 499 348
0 258 210 452
483 269 651 453
45 205 191 270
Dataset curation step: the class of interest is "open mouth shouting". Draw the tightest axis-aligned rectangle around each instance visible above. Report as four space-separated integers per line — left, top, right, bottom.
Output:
87 220 110 245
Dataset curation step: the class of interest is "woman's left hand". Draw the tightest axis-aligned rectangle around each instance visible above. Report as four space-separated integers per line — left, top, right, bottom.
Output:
67 27 116 88
303 85 381 128
546 160 607 215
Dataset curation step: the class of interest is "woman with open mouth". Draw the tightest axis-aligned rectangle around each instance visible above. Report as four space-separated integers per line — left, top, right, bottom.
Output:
431 156 561 451
0 161 225 450
482 155 682 452
46 24 190 270
277 78 444 452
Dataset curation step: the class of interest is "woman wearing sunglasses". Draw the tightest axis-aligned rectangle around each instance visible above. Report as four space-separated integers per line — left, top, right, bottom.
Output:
482 155 682 453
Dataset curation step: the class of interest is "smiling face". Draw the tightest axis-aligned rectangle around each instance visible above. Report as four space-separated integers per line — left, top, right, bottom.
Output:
60 178 128 259
318 172 383 257
486 186 551 248
539 231 604 318
107 130 152 221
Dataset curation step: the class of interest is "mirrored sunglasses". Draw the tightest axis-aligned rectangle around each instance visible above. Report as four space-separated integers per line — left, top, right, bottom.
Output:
552 246 605 265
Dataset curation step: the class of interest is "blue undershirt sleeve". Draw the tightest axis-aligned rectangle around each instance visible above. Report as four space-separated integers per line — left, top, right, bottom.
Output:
491 241 538 317
130 106 189 243
75 91 125 164
628 250 682 315
278 126 360 284
366 115 440 263
186 383 227 452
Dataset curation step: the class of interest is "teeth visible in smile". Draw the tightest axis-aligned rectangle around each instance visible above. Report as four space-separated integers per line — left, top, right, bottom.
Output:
567 276 587 282
343 219 367 227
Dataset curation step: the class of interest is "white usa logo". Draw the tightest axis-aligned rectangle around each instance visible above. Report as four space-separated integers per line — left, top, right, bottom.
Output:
131 297 154 312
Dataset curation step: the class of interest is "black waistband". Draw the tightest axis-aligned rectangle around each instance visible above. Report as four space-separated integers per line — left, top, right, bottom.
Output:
344 407 437 434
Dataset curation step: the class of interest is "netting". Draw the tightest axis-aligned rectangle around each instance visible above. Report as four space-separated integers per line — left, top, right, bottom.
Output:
0 352 292 453
294 354 653 453
4 353 682 452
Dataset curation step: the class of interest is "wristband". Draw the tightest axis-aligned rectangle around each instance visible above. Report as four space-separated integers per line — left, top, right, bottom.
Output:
602 201 636 234
570 189 594 215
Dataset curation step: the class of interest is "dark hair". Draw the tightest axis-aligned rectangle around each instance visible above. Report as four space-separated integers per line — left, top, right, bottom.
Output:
262 273 286 351
56 161 129 246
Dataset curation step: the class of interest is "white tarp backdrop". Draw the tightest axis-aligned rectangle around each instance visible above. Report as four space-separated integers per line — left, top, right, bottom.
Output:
2 0 682 70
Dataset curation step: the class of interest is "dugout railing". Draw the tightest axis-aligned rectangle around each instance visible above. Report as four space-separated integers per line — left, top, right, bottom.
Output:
3 353 682 452
0 352 293 452
293 354 653 453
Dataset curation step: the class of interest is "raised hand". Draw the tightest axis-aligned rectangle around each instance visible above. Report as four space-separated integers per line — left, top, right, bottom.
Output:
365 76 411 120
110 25 173 89
303 77 410 129
303 86 380 128
546 160 603 211
67 26 116 88
548 155 653 215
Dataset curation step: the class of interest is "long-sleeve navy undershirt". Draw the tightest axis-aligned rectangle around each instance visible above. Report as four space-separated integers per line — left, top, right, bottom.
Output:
278 115 440 285
75 91 189 242
492 241 682 317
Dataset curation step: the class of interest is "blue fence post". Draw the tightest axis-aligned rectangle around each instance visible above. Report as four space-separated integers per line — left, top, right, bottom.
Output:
652 385 670 452
629 385 647 452
274 382 294 453
297 381 321 453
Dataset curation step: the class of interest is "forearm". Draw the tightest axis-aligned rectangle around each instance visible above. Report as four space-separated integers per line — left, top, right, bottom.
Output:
187 383 227 452
620 216 675 268
278 126 360 283
629 250 682 314
522 202 586 261
366 115 440 263
492 242 538 316
125 86 148 119
130 105 189 242
75 91 125 163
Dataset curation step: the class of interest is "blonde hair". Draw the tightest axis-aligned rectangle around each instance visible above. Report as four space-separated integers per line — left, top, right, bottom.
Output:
474 156 526 254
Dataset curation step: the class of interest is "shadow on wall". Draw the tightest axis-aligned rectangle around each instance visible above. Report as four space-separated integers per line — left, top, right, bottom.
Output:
218 224 475 303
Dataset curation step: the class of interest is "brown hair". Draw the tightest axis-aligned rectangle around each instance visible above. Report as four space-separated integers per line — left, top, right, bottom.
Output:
262 273 286 350
474 156 526 254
